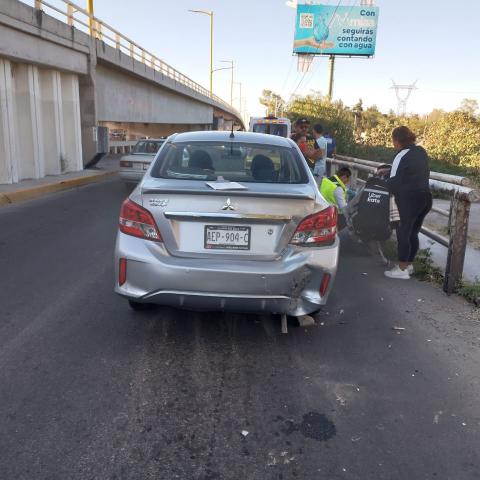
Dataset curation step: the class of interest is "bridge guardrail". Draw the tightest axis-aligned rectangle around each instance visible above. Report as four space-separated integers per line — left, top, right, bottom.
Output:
109 140 137 154
328 154 479 294
32 0 241 118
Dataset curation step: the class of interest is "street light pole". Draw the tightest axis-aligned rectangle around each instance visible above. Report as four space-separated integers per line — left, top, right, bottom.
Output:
188 9 214 97
233 81 242 114
220 60 234 106
234 82 242 112
213 60 234 106
209 12 213 96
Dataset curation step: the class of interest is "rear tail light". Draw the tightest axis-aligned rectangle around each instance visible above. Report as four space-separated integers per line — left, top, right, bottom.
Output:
119 199 162 242
119 258 127 286
290 206 337 246
120 161 133 168
319 273 331 297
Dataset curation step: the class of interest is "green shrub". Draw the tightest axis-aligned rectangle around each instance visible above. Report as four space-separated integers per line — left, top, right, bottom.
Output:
412 249 443 283
287 94 356 154
423 111 480 172
457 281 480 306
280 91 479 185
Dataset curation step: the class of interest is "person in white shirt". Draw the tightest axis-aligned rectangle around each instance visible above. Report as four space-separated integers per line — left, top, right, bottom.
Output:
312 124 328 184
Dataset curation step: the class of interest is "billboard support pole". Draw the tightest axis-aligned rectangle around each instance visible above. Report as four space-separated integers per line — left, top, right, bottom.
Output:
327 55 335 101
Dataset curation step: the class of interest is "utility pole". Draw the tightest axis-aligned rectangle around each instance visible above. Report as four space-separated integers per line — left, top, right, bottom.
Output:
326 55 335 101
326 0 375 101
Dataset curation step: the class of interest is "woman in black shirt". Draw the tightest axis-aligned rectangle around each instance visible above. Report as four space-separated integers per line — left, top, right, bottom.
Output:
384 126 433 280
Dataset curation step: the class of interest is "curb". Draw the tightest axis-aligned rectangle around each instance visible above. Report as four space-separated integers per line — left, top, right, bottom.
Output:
0 170 117 207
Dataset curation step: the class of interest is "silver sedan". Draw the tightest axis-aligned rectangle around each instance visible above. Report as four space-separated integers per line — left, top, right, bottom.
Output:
114 131 339 316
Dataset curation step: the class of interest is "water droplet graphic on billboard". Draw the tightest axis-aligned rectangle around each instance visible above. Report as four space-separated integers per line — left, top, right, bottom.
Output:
313 16 329 42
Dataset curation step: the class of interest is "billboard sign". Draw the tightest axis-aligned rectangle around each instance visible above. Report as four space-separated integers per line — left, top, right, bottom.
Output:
293 4 379 57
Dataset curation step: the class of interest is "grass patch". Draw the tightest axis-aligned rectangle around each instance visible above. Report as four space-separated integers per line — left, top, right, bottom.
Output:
457 281 480 306
382 241 443 282
412 249 443 283
381 238 398 261
382 241 479 306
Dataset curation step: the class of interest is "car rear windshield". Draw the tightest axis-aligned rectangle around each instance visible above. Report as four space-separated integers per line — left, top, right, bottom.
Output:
150 141 308 184
133 140 163 155
252 123 288 137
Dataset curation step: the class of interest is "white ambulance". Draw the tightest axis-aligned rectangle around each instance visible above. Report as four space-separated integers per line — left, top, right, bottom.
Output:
249 116 292 138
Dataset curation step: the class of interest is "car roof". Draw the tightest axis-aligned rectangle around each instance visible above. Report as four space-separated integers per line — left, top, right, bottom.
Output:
136 138 166 142
170 130 294 147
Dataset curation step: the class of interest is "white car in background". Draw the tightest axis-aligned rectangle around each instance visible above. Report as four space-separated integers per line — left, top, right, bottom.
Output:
119 138 166 184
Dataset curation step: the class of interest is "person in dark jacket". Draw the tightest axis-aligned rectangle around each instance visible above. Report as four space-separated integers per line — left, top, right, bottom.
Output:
384 126 433 280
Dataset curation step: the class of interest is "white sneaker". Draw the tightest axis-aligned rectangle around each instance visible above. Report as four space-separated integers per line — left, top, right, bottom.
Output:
384 265 410 280
407 265 414 275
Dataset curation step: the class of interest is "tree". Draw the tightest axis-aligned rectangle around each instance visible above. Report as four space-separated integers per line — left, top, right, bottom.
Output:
362 105 384 131
259 90 285 117
423 111 480 170
352 99 364 132
286 93 355 153
427 108 446 123
459 98 479 117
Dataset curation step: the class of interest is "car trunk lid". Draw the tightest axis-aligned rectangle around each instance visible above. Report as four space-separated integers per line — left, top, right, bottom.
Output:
140 179 320 259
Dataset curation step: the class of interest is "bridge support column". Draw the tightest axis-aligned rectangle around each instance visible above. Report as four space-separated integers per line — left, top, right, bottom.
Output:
60 73 83 172
79 46 99 167
14 64 45 180
0 58 17 184
1 58 84 184
38 70 64 175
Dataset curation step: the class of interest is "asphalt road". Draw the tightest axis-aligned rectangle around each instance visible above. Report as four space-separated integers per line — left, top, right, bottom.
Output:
1 178 479 480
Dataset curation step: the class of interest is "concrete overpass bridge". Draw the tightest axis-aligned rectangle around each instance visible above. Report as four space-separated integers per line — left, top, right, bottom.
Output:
0 0 244 184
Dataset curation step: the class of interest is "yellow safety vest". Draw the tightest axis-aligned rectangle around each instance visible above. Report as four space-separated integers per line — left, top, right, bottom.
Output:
320 175 347 209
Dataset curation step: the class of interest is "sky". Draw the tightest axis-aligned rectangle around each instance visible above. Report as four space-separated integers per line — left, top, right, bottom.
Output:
31 0 480 118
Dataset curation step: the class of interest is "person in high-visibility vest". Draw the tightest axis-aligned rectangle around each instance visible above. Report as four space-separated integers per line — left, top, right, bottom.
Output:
320 167 352 230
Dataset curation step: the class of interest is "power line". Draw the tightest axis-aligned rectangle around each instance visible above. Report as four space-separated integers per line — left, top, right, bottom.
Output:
301 0 359 95
283 0 337 100
289 0 361 100
287 0 343 99
285 0 368 103
421 88 480 95
279 55 296 99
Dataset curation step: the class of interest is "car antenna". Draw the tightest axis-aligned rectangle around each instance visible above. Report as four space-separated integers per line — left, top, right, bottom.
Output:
229 124 235 139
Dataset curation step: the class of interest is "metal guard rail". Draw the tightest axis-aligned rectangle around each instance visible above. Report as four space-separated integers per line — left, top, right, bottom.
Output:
327 156 479 294
33 0 240 117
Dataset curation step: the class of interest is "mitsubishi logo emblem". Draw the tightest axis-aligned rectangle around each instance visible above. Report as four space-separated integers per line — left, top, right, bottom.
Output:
222 198 235 211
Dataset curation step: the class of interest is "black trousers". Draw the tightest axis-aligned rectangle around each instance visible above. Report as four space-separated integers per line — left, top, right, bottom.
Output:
395 191 433 262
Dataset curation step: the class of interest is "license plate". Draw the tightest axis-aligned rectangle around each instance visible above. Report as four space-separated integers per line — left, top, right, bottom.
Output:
142 163 149 170
204 225 251 250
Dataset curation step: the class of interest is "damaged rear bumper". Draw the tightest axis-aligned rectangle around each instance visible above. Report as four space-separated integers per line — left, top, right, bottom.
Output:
114 233 339 316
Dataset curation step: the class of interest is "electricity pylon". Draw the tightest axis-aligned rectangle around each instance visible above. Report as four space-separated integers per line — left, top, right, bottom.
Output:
391 80 418 116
